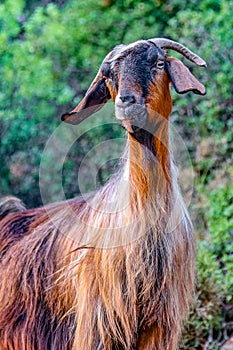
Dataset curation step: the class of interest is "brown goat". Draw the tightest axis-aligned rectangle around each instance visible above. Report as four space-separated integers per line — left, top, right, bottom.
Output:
0 38 206 350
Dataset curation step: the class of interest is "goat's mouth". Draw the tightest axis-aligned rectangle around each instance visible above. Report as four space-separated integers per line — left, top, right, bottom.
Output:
115 104 147 133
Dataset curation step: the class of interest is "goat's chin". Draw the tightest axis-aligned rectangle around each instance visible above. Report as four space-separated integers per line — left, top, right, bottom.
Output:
115 104 147 133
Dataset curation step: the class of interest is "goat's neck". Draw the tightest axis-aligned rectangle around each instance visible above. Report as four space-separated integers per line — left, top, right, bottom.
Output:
127 112 171 206
126 76 173 202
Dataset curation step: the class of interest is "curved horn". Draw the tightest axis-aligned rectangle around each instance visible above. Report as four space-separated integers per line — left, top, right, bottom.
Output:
149 38 207 67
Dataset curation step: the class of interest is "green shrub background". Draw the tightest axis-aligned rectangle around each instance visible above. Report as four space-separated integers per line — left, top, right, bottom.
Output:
0 0 232 348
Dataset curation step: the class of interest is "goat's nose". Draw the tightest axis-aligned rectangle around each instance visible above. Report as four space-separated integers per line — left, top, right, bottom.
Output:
119 94 136 104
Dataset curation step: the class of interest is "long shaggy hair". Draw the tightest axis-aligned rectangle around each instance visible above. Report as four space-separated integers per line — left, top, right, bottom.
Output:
0 125 194 350
0 37 206 349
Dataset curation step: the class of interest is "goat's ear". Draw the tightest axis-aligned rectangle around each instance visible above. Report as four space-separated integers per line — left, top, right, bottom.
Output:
61 74 111 125
166 57 206 95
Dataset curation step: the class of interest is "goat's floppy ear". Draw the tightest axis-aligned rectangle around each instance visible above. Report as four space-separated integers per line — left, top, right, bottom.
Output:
166 57 206 95
61 72 111 125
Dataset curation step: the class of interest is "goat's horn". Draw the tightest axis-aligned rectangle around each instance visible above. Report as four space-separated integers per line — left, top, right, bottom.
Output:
149 38 207 67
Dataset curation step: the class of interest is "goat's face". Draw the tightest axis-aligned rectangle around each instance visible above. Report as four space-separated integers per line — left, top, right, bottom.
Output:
102 42 171 132
62 38 206 134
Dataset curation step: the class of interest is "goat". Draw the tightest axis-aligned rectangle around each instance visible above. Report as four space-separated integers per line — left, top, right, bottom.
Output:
0 38 206 350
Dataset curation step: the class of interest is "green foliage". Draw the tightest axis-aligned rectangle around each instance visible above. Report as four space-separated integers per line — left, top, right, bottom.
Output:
167 0 233 137
181 185 233 349
207 187 233 299
181 241 223 349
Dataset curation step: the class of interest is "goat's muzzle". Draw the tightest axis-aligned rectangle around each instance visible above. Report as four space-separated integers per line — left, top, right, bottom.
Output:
115 96 147 133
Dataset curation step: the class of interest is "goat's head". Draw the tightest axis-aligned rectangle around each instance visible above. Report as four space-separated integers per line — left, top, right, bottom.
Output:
62 38 206 133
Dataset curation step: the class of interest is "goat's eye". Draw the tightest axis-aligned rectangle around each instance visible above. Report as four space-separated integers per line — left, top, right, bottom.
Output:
156 60 165 70
150 60 165 77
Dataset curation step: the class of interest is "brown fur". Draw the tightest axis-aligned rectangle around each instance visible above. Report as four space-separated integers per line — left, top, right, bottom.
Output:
0 42 198 350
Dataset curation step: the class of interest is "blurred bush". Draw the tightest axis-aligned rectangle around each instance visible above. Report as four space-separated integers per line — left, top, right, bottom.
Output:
181 186 233 349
